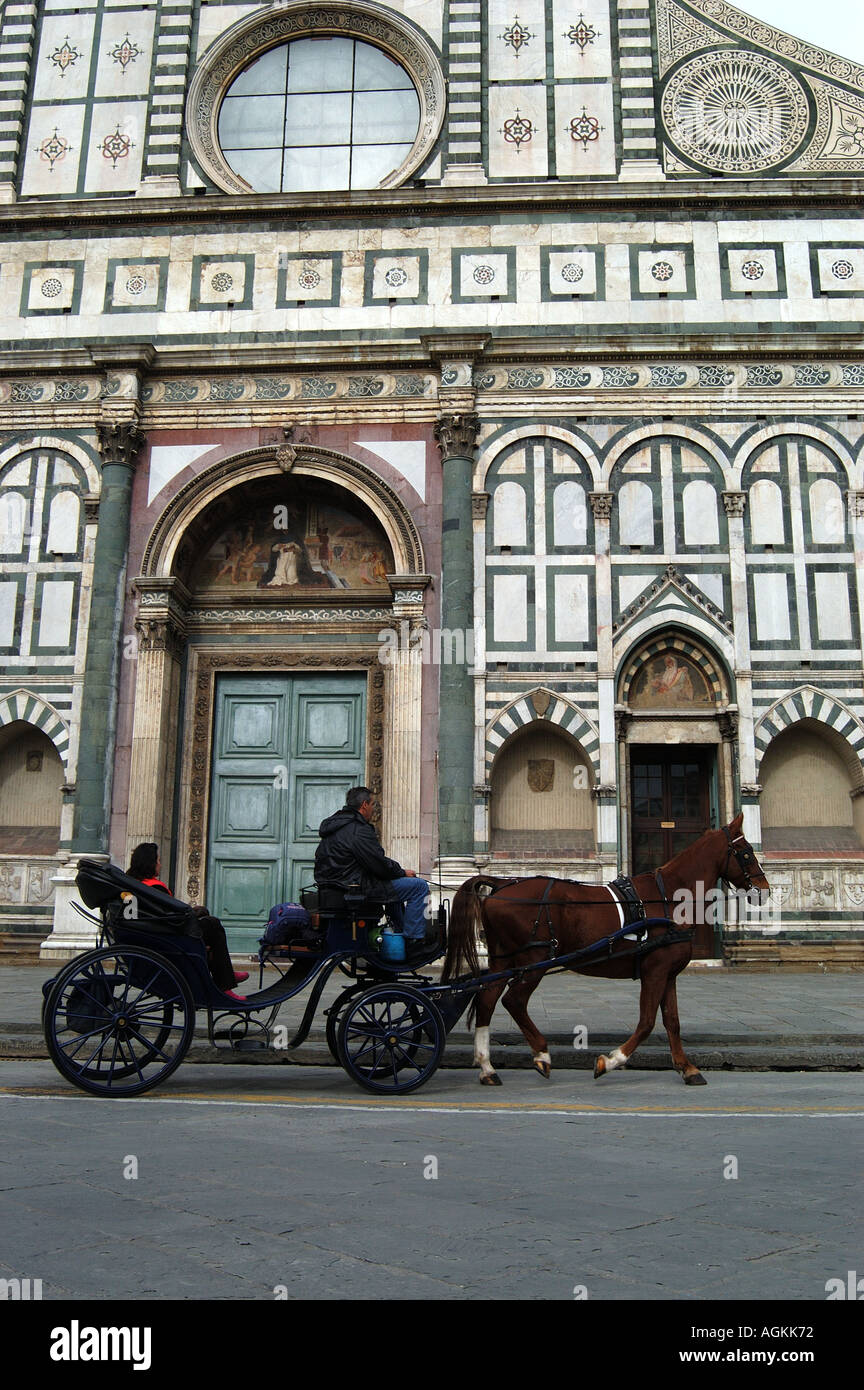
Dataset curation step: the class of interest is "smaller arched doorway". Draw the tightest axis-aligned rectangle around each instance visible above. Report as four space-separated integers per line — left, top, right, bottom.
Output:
618 633 734 956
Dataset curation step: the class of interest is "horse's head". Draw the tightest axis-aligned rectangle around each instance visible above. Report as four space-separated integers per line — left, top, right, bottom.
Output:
716 811 770 899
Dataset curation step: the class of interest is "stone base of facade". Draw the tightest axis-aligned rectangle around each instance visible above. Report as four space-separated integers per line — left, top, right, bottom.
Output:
723 938 864 969
40 854 107 961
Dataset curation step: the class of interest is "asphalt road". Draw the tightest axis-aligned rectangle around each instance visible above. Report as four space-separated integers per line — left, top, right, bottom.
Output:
2 1062 862 1315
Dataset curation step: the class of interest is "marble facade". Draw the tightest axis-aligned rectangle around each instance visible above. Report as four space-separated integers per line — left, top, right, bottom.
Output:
0 0 862 961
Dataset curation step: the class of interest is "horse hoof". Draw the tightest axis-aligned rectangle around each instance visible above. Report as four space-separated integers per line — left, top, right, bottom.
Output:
533 1060 551 1079
480 1073 503 1086
593 1057 606 1079
684 1071 707 1086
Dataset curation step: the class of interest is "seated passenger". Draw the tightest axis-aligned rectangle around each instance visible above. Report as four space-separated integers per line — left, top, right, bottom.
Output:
127 842 248 999
314 787 431 961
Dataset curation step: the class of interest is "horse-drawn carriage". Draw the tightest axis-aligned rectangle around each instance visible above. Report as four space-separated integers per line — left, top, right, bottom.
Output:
41 815 768 1097
41 860 461 1098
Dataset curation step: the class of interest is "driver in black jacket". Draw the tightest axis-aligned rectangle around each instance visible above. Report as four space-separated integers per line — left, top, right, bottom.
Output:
314 786 430 959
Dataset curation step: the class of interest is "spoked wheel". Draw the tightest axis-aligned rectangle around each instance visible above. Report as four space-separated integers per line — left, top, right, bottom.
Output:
325 986 365 1062
336 984 445 1095
44 945 196 1097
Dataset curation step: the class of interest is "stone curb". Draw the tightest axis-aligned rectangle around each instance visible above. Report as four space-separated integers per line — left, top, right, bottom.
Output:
6 1034 861 1070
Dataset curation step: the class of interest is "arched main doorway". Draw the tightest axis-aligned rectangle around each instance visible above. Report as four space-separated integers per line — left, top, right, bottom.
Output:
128 445 428 951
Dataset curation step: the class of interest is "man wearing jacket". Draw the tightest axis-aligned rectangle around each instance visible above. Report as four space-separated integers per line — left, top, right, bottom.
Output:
314 786 430 957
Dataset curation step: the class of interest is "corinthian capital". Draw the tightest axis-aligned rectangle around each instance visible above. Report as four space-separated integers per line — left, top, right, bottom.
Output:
722 491 747 518
98 420 145 469
435 413 481 461
589 492 614 521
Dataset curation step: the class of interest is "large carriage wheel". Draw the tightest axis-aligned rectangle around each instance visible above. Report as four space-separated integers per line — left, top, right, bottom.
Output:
325 985 365 1062
336 984 445 1095
44 945 196 1097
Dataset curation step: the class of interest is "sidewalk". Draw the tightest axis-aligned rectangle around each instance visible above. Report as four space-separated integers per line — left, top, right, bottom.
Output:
4 961 861 1071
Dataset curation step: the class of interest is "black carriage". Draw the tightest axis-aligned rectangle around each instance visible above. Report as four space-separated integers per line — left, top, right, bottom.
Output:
41 860 468 1099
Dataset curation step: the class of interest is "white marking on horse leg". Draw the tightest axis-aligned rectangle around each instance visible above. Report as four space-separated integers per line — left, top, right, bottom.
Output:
603 1046 629 1072
474 1025 497 1080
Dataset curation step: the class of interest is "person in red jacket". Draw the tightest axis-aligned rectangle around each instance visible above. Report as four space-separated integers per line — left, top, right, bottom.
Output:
127 843 248 999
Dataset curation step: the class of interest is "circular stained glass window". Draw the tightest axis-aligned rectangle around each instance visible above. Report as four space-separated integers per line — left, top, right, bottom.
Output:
217 37 421 192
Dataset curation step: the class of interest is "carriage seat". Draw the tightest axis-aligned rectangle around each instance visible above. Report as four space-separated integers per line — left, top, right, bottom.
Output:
75 859 201 935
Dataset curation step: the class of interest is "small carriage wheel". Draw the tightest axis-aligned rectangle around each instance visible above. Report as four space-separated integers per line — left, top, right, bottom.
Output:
44 945 196 1098
336 984 445 1096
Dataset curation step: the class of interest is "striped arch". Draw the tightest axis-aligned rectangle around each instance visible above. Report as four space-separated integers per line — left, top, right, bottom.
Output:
754 688 864 776
0 690 70 766
619 633 728 705
485 691 600 779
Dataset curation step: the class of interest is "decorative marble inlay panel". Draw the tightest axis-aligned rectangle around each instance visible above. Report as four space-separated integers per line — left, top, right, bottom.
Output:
95 12 155 98
105 258 168 312
489 86 547 176
455 251 514 301
192 255 254 310
541 247 601 299
84 101 146 193
277 253 341 307
554 82 616 175
661 49 810 174
724 246 782 295
366 251 426 303
636 248 690 295
34 14 95 101
552 0 612 81
814 246 864 294
21 263 81 315
489 0 546 80
21 106 87 196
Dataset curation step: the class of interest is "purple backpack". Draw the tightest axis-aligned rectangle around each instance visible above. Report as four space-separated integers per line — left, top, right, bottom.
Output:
262 902 311 945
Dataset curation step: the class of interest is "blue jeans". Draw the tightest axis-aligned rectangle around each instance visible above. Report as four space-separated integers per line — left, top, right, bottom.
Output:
388 877 430 940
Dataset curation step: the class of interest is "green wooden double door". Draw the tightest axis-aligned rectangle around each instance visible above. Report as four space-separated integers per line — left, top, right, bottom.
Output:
207 674 367 949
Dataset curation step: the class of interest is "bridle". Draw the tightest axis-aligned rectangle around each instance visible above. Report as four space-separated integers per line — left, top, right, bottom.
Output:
721 826 760 892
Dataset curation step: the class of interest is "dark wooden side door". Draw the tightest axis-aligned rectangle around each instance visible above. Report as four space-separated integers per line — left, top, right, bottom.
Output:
630 746 714 957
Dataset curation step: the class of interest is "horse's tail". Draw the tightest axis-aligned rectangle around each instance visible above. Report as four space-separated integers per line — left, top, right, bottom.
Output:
442 877 497 981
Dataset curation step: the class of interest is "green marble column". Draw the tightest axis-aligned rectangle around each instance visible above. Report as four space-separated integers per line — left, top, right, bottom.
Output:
434 412 480 859
70 421 143 853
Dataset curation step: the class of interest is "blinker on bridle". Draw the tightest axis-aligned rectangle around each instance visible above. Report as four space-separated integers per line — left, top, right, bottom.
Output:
722 826 758 891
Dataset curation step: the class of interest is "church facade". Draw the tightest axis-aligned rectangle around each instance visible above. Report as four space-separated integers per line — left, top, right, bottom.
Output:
1 0 864 963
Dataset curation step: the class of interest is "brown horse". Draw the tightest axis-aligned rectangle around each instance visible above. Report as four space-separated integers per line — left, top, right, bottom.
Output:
442 812 769 1087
